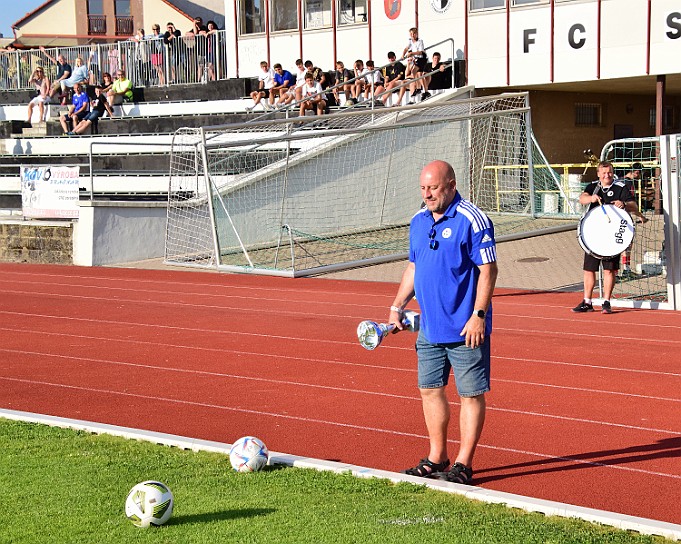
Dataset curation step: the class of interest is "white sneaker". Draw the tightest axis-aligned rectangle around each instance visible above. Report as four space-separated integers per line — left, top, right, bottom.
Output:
245 105 254 113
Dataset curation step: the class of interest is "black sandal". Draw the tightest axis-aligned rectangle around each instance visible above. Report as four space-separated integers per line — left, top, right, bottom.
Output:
402 457 450 478
445 462 473 484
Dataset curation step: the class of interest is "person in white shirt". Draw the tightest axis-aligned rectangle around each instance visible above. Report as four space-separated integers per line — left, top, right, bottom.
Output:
299 72 326 117
402 27 426 98
277 59 307 108
351 59 368 102
247 61 275 112
363 60 384 102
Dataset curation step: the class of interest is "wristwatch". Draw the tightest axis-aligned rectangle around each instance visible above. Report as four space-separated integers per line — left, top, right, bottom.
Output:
473 309 486 319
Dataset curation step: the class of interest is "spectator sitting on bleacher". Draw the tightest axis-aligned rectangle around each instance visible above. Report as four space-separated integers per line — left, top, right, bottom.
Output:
40 47 71 101
57 56 90 104
304 60 326 89
26 66 51 124
247 61 275 112
107 69 133 105
68 85 113 135
363 60 384 102
350 59 367 104
299 72 326 117
277 59 306 108
59 82 89 135
332 61 352 106
269 63 295 109
423 52 452 93
402 27 426 100
99 72 114 94
382 51 406 105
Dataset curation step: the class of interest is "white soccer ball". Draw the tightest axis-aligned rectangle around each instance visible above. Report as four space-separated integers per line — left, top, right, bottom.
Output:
229 436 269 472
125 480 174 528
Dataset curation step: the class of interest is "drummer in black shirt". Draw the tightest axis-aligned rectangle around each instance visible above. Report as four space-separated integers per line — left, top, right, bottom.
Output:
572 161 647 314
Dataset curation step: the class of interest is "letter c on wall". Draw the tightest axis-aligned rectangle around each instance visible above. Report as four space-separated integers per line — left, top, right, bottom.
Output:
569 23 586 49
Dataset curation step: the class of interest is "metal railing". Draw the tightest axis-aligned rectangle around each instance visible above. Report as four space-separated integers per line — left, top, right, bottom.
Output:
87 15 107 35
0 30 230 92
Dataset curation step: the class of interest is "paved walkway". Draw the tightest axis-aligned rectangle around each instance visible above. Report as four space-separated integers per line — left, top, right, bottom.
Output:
121 228 584 293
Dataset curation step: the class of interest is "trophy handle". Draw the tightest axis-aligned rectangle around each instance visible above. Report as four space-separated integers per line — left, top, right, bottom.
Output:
357 312 419 351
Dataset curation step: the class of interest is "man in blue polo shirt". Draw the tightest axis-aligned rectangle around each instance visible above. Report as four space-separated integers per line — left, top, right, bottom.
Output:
59 82 90 135
269 63 296 110
389 159 498 485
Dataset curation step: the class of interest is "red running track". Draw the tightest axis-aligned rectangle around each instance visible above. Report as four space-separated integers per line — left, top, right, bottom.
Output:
0 263 679 525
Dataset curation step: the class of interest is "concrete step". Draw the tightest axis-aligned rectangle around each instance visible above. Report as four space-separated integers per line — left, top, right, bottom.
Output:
48 105 70 118
20 123 48 137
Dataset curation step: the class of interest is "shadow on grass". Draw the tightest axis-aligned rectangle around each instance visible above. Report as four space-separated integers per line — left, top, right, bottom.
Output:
172 508 275 526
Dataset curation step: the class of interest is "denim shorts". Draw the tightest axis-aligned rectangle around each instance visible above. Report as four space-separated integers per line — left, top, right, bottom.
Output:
415 329 491 397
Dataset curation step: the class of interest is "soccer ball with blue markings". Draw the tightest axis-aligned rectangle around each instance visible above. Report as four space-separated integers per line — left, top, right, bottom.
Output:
125 480 174 528
229 436 269 472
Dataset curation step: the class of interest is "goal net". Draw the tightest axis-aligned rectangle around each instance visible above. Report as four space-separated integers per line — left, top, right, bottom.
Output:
165 92 577 277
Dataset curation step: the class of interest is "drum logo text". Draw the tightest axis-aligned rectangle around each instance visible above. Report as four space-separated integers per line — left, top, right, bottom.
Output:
614 219 628 244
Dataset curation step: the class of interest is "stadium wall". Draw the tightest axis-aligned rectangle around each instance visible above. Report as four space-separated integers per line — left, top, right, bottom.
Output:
72 202 166 266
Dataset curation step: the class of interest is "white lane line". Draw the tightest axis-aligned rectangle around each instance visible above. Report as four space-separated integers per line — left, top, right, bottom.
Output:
0 301 676 347
0 314 677 376
1 378 679 481
3 277 679 331
0 362 678 436
1 334 679 403
496 355 681 378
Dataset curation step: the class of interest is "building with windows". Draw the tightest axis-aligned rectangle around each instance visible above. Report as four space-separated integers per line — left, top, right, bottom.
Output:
10 0 224 47
224 0 681 163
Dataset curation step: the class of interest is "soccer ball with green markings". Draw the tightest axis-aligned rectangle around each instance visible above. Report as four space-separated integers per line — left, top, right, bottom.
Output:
125 480 174 528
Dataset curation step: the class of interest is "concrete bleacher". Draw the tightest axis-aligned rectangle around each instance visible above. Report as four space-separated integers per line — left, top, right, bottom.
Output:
0 68 467 267
0 77 262 206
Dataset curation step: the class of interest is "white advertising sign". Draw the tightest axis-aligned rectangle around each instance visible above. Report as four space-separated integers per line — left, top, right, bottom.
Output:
21 166 80 219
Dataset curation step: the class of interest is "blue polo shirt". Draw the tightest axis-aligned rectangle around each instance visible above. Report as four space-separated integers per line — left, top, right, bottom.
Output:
71 91 89 113
409 192 497 344
274 70 295 87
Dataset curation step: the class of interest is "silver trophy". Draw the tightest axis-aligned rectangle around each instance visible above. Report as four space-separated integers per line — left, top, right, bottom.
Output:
357 310 420 350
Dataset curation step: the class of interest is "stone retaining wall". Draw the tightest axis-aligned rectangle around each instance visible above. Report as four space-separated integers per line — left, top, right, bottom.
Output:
0 222 72 264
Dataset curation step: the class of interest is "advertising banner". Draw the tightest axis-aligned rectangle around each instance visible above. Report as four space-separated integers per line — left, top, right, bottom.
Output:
20 166 80 219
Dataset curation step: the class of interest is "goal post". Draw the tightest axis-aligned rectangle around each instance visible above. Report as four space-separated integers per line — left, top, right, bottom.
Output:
165 92 578 277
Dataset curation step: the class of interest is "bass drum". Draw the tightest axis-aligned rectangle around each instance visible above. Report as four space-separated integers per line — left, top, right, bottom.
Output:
577 204 635 259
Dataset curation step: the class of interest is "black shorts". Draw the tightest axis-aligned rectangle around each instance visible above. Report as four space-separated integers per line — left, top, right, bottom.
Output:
583 252 621 272
414 56 427 72
255 89 270 98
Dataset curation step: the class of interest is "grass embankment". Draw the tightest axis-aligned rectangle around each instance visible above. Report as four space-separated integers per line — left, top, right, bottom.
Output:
0 420 663 543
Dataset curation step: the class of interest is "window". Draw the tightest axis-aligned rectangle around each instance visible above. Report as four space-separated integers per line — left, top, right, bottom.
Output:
470 0 505 11
87 0 103 14
338 0 367 25
649 106 679 131
114 0 130 16
271 0 298 31
305 0 332 29
513 0 544 5
575 103 604 127
240 0 265 34
87 0 105 34
114 0 132 35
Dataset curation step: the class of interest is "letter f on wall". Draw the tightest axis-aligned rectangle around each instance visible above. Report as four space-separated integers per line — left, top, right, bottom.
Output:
524 29 536 53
